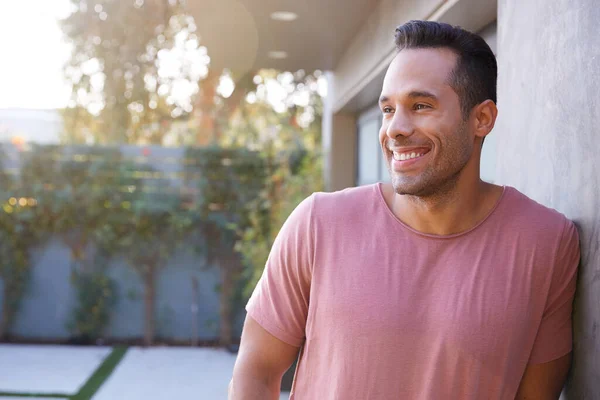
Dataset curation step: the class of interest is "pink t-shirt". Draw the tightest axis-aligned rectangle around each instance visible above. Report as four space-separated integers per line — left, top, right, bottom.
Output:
246 183 580 399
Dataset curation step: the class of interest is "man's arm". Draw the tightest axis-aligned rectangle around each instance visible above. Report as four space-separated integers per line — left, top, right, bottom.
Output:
514 353 571 400
229 315 300 400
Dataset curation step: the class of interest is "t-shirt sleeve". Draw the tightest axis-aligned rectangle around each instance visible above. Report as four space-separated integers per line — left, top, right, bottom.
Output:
529 219 580 364
245 194 315 347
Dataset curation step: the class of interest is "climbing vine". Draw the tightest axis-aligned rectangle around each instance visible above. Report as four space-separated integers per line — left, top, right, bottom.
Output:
0 144 52 339
0 142 319 345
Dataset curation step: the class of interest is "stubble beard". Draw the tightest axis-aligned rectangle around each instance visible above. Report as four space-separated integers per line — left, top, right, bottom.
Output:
389 122 473 200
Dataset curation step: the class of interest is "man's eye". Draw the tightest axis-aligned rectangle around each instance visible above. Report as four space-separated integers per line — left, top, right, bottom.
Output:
382 107 393 114
414 104 430 110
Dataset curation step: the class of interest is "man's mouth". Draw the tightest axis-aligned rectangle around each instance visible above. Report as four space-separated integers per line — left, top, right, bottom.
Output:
390 148 431 162
392 151 425 161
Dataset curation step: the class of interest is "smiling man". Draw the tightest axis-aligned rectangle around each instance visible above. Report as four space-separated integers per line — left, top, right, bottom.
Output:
229 21 580 400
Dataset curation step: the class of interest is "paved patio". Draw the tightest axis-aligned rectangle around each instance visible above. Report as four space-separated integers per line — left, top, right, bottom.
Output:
0 344 290 400
1 398 68 400
0 344 110 395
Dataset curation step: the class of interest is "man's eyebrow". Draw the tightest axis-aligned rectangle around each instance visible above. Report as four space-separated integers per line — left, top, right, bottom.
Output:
407 91 438 100
379 91 438 104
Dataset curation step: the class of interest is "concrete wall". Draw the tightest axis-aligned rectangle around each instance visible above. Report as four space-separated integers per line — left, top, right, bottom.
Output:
356 105 386 186
478 21 499 183
322 72 357 191
0 238 226 342
0 143 251 343
495 0 599 397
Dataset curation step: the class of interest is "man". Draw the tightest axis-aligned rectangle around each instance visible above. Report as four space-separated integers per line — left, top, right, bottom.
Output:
229 20 580 399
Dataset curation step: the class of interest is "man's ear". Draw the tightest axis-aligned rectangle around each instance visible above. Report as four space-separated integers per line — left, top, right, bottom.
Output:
472 100 498 140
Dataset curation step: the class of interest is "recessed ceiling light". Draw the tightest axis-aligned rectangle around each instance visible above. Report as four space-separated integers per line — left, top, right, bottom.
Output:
268 51 288 59
270 11 298 22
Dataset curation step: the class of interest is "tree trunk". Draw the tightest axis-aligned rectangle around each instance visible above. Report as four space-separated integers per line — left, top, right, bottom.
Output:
0 280 20 341
0 286 7 340
196 69 221 145
143 265 155 347
219 265 234 347
191 276 199 347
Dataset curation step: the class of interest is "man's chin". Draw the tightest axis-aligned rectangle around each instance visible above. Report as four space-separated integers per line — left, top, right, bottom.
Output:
391 173 441 196
391 179 425 196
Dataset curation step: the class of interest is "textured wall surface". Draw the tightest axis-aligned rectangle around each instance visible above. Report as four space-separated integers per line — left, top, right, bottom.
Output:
495 0 600 397
478 21 499 183
1 239 228 342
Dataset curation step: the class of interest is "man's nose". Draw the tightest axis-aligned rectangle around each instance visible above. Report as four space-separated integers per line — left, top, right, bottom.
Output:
385 110 414 140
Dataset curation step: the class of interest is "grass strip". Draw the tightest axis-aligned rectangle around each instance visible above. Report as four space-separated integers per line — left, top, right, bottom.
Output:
70 346 128 400
0 346 128 400
0 393 68 398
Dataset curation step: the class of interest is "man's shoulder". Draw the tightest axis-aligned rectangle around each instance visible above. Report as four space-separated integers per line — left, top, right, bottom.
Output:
501 186 575 237
311 183 380 219
314 184 379 209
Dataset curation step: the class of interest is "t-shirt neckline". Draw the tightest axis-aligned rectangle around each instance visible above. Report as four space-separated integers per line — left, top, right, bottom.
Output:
375 182 509 240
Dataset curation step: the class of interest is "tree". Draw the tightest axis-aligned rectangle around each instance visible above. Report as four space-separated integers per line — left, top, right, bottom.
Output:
60 1 324 148
104 161 193 346
46 147 128 341
49 147 124 264
187 68 324 344
183 146 267 346
61 0 205 145
0 145 54 338
59 0 327 347
0 204 38 339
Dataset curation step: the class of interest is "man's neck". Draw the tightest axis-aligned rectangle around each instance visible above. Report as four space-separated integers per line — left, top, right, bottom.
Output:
386 178 504 236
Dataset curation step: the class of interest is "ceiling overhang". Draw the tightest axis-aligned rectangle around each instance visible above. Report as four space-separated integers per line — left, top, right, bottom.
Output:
186 0 379 74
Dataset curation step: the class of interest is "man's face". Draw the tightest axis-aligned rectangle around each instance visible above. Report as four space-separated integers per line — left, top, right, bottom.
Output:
379 48 475 197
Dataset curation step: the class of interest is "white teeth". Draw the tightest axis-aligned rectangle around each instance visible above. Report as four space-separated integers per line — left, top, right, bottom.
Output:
392 151 426 161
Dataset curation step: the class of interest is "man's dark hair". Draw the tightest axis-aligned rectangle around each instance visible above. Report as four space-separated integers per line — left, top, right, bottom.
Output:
395 20 497 119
